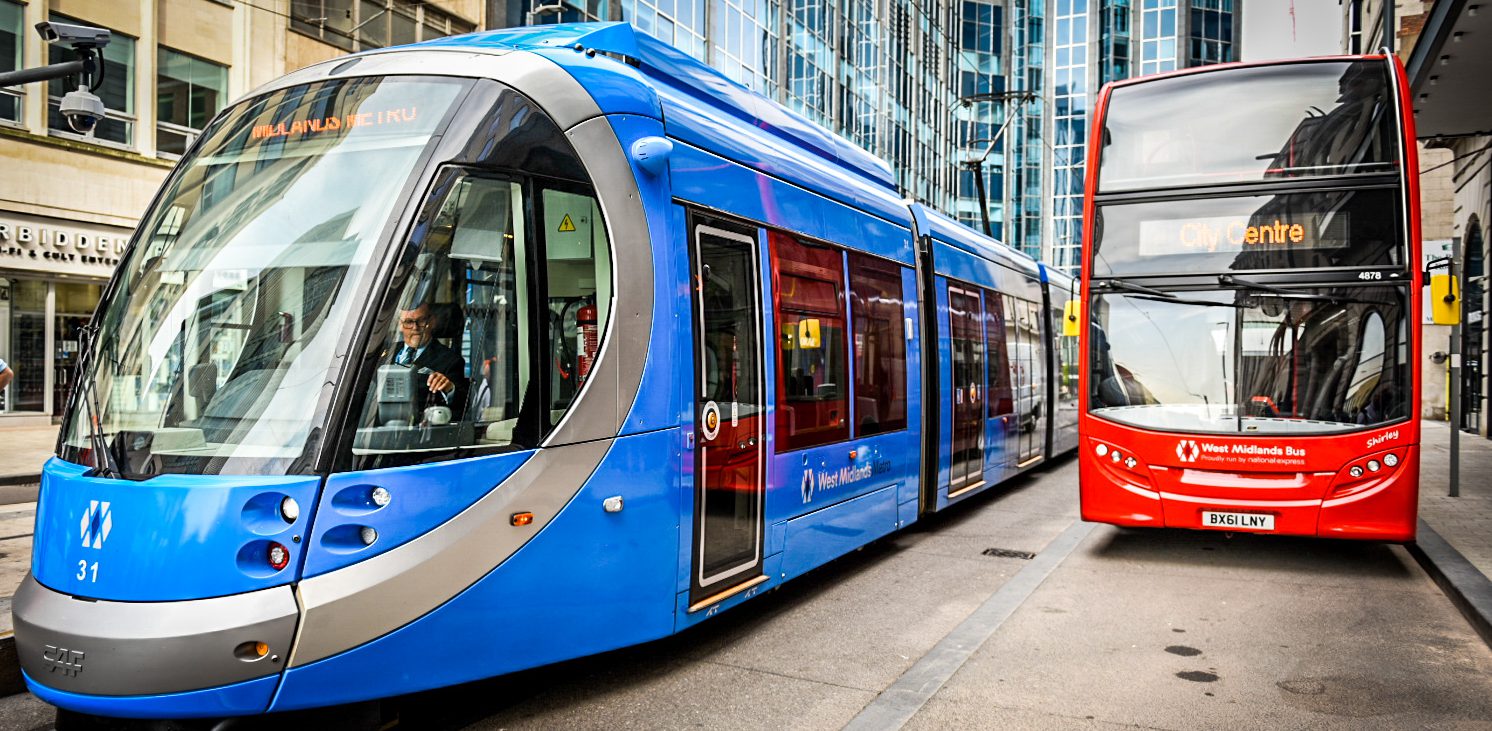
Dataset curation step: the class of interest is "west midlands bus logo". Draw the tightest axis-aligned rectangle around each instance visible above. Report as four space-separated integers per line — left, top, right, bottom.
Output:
80 500 112 549
1176 440 1201 463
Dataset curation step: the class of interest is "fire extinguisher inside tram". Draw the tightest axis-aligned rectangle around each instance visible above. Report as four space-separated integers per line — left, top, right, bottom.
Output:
578 301 597 383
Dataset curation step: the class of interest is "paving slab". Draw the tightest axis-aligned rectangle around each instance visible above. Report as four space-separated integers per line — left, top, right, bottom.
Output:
1420 420 1492 577
932 525 1492 730
0 425 56 484
0 502 35 635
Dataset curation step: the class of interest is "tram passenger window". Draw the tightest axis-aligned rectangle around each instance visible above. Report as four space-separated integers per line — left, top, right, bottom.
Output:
348 175 534 466
985 289 1014 418
540 187 611 430
848 254 908 435
772 231 850 451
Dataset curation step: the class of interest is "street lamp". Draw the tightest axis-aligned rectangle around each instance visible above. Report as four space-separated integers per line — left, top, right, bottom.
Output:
958 89 1036 240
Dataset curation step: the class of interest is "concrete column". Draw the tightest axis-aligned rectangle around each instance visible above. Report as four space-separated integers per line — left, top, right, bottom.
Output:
230 0 250 101
22 0 47 133
135 0 156 157
43 281 54 416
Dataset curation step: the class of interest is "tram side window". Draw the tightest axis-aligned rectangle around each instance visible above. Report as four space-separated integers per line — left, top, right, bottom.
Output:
985 289 1014 419
848 253 908 435
1050 293 1079 405
772 231 850 451
348 174 535 467
540 186 611 430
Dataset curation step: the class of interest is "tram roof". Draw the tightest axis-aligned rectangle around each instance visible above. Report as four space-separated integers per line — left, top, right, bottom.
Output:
415 23 900 195
911 203 1042 278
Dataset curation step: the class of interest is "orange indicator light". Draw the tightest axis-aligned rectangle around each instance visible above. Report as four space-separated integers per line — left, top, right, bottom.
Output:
511 512 534 527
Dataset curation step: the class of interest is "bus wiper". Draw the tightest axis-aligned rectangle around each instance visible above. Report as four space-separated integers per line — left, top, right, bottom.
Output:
1218 275 1341 303
1095 278 1239 308
1093 278 1177 299
78 325 123 479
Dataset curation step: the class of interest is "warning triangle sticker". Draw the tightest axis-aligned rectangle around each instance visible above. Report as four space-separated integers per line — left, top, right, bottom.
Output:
558 214 576 232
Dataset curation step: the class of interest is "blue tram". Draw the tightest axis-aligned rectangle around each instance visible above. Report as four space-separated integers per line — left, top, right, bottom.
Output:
16 23 1078 721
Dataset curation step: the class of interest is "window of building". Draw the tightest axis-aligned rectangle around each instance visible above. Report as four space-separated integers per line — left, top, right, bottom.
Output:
292 1 475 52
0 0 22 124
157 49 228 156
47 15 135 146
848 253 907 435
772 231 849 451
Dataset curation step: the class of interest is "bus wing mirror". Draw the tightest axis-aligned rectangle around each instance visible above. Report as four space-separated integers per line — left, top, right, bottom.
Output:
1430 273 1460 325
1062 300 1081 338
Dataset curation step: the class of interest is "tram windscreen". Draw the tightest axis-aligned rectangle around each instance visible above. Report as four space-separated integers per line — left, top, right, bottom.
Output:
1097 60 1399 192
61 76 468 476
1087 287 1410 434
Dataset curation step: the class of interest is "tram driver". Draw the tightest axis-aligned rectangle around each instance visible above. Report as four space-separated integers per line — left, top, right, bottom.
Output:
390 300 468 422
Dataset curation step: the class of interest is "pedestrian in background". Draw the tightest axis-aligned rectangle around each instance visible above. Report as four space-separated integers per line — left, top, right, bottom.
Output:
0 357 12 390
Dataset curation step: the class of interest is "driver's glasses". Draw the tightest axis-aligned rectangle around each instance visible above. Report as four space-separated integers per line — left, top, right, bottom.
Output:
400 315 431 330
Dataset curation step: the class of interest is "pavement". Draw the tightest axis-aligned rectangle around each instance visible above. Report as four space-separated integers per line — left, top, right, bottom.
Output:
0 422 56 490
1418 420 1492 574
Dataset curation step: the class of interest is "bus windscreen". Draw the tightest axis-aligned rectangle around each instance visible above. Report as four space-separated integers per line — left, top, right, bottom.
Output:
1097 60 1399 192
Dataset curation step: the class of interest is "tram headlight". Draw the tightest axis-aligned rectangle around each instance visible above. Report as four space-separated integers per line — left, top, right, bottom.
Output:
1367 460 1381 473
267 542 290 571
279 496 300 523
1349 465 1364 479
1095 444 1109 457
1383 453 1399 468
370 486 392 508
359 526 378 546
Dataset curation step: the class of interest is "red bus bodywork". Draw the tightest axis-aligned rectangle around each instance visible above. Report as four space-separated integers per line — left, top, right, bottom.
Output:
1077 56 1422 542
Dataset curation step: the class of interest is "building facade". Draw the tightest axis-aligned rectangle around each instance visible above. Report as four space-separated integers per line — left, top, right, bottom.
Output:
1041 0 1238 271
0 0 483 423
1391 0 1492 436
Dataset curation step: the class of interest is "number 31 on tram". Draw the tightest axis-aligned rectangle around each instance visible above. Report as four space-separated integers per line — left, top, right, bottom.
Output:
1074 55 1446 541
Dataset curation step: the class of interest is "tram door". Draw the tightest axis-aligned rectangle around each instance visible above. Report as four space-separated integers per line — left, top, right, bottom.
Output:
689 223 766 608
948 285 986 492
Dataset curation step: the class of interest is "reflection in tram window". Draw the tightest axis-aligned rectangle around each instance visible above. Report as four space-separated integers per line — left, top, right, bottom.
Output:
847 253 907 436
57 76 470 477
772 231 849 451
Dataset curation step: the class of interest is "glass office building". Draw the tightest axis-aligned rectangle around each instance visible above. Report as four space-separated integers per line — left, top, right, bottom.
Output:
1043 0 1237 270
507 0 1236 268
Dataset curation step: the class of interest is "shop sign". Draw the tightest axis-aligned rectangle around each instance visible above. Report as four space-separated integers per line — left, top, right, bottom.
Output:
0 212 129 279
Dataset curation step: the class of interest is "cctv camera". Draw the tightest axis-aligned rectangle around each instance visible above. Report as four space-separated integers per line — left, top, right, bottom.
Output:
58 88 106 135
35 21 110 49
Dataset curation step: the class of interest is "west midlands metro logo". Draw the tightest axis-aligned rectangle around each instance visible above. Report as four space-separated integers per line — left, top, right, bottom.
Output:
801 469 815 503
1176 439 1201 463
79 500 112 549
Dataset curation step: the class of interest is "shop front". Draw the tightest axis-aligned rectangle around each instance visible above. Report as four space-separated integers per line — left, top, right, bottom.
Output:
0 211 128 423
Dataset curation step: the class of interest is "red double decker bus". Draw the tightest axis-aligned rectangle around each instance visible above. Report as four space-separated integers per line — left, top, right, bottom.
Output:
1077 56 1422 541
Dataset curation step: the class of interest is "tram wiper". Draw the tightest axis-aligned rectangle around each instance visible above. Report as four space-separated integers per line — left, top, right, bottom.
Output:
78 325 123 479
